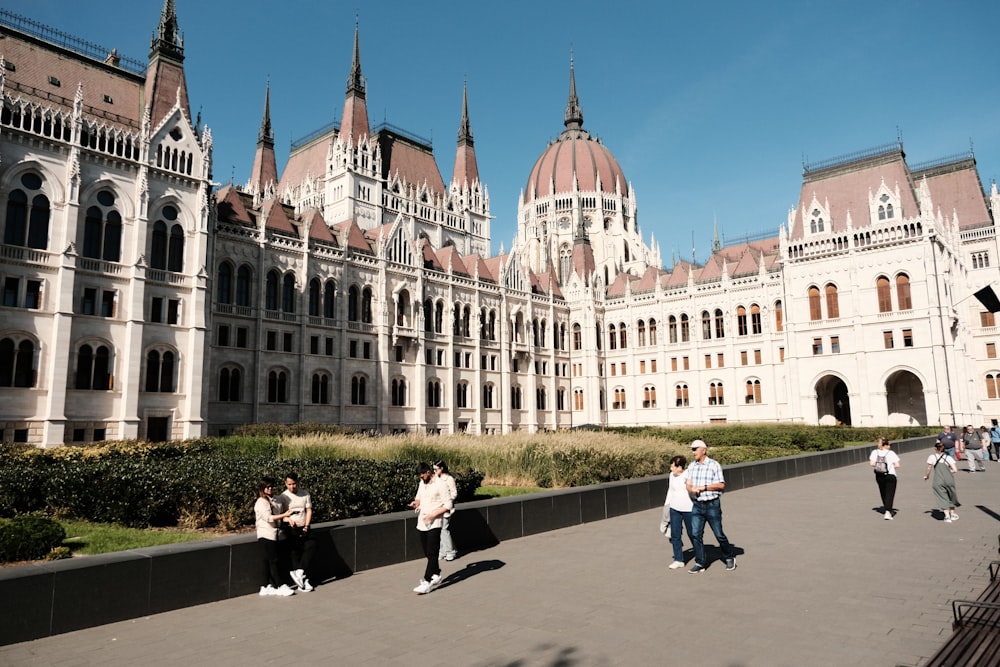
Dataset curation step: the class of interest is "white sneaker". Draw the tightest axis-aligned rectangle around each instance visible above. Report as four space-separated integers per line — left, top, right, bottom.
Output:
290 570 305 589
951 513 959 520
884 511 893 520
444 553 456 561
274 584 295 597
413 580 430 594
944 517 953 523
668 561 685 569
300 577 314 592
259 585 276 596
427 574 443 591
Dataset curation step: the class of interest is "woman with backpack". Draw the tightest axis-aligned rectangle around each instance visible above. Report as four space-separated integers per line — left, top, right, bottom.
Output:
869 437 900 520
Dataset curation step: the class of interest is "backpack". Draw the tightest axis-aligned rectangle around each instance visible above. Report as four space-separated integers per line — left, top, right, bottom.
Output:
874 454 889 475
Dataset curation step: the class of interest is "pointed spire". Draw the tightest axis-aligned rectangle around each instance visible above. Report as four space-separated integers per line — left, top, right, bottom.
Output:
452 80 479 187
150 0 183 62
248 80 279 194
339 17 370 143
712 215 721 253
563 51 584 130
258 79 274 146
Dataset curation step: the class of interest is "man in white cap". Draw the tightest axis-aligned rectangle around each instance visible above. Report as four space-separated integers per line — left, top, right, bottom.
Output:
685 439 737 573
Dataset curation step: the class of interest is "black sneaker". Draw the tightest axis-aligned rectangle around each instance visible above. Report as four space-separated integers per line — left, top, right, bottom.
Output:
688 563 706 574
725 558 737 571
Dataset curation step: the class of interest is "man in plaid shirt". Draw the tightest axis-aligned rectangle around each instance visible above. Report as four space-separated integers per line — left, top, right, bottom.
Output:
685 439 737 574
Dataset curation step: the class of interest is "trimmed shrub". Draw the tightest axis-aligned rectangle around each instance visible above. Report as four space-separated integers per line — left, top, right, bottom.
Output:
0 515 67 563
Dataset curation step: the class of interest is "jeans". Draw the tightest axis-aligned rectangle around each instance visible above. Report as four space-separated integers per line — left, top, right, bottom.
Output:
438 514 457 559
992 441 1000 461
418 527 442 582
944 447 955 461
669 508 693 563
690 498 734 566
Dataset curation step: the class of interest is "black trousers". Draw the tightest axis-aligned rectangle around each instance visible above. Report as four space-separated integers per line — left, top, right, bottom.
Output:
258 538 285 587
875 473 897 512
418 527 442 582
282 526 316 575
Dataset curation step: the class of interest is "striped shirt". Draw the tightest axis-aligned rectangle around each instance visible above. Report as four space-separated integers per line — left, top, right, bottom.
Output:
687 456 725 501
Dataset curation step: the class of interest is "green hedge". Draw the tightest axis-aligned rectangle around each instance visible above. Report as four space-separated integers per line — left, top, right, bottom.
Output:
609 424 936 451
0 514 66 562
0 444 483 529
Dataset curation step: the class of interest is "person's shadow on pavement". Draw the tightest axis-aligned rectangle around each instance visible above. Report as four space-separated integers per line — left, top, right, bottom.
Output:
435 559 505 590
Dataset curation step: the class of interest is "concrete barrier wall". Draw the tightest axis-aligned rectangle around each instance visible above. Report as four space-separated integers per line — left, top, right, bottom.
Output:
0 435 935 646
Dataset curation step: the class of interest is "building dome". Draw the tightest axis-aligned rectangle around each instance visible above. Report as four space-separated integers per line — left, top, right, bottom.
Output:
523 63 627 203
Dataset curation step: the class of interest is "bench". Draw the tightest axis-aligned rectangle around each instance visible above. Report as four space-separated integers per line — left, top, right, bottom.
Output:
922 538 1000 667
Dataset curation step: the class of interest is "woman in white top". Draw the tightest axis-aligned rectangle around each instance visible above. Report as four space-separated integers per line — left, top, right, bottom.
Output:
434 461 459 561
924 440 960 522
254 478 294 596
660 455 694 569
869 437 901 520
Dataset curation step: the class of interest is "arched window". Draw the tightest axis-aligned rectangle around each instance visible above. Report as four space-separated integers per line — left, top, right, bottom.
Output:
573 388 584 411
0 337 36 387
281 274 296 313
218 367 241 401
808 286 822 321
457 382 469 408
669 315 678 344
559 243 571 283
510 385 522 410
361 287 373 323
308 278 321 317
608 324 617 350
82 197 122 262
702 311 712 340
709 381 725 406
3 174 50 249
643 385 657 408
424 299 434 333
351 375 367 405
311 372 330 404
737 306 748 336
745 379 762 404
434 301 444 333
714 309 725 338
825 283 840 319
324 280 336 318
896 274 912 311
886 204 894 219
427 379 442 408
483 383 494 409
876 276 892 313
536 387 546 410
680 314 690 342
348 285 360 321
596 323 602 350
265 271 280 311
268 370 288 403
392 378 407 406
463 305 472 337
637 320 647 347
750 305 762 334
144 348 175 392
236 266 253 307
675 383 690 407
648 319 657 346
216 262 233 304
75 343 111 390
987 374 1000 400
573 323 583 350
612 387 626 410
619 322 627 349
774 300 783 332
150 207 183 271
878 205 886 221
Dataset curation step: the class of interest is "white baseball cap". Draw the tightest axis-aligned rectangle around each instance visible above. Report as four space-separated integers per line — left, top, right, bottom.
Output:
690 439 707 450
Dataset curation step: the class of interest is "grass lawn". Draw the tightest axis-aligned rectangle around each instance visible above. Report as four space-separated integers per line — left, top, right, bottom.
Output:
59 520 218 556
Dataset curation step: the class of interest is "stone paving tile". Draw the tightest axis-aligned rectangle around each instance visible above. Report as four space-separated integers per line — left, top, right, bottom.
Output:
2 450 998 667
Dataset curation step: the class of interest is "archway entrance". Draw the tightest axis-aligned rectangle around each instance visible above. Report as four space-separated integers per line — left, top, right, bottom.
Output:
885 370 927 425
816 375 851 425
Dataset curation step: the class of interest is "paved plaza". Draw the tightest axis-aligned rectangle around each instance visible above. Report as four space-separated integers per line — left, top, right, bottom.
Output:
2 448 998 667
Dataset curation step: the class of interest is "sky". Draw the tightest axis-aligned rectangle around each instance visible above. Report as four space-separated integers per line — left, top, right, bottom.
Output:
5 0 1000 263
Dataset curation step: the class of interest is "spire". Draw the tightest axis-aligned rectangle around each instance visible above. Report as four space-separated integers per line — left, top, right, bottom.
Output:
712 215 721 253
258 80 274 145
150 0 183 62
452 80 479 187
563 52 583 130
145 0 190 127
339 17 370 143
248 80 278 194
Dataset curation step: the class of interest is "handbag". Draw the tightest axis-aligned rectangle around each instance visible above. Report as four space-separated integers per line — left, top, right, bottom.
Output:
665 524 672 539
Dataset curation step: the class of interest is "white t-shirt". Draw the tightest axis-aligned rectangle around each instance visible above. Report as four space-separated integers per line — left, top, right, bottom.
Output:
926 453 956 468
869 449 900 476
664 469 693 512
278 489 311 527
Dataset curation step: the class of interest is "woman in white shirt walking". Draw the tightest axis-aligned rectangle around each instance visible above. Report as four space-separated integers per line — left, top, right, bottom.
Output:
869 437 901 520
661 455 694 569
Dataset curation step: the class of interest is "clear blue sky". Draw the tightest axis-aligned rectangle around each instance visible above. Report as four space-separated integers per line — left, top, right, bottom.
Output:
6 0 1000 263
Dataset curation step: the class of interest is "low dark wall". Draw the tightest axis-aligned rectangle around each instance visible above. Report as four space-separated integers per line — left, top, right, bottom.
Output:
0 435 935 646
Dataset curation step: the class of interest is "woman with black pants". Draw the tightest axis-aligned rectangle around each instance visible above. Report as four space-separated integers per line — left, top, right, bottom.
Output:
869 437 901 520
